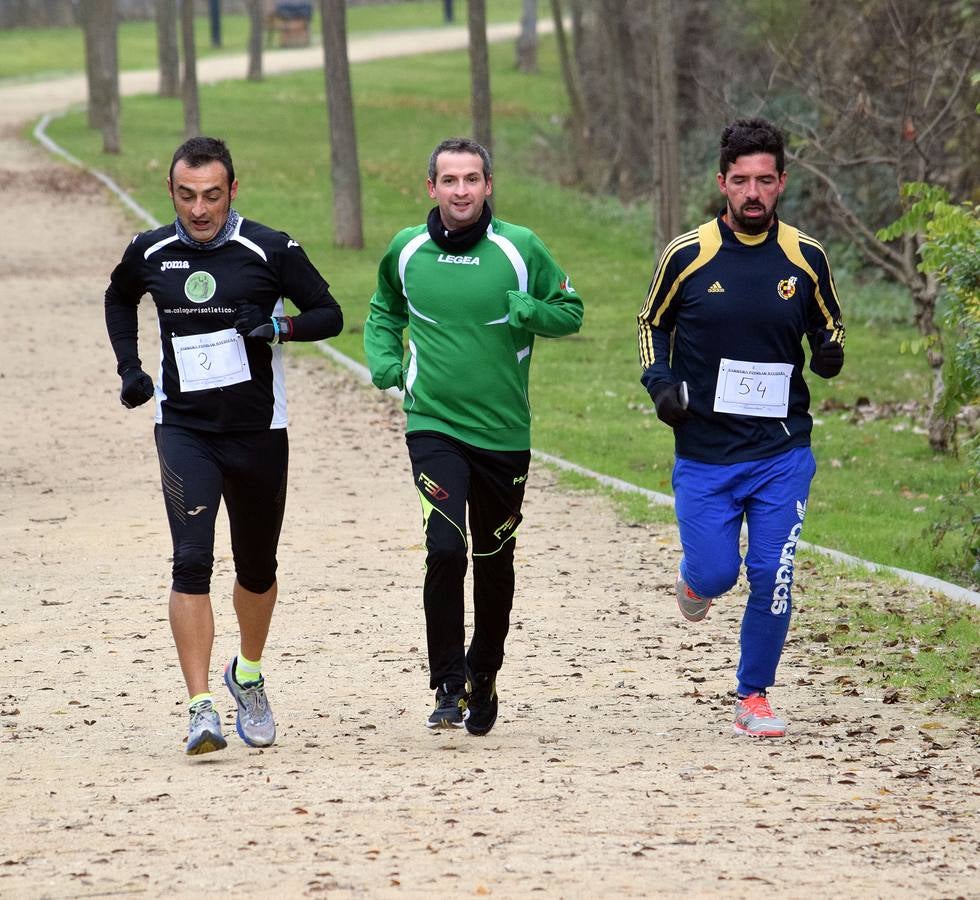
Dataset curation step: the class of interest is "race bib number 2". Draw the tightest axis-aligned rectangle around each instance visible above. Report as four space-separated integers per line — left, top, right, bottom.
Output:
713 358 793 418
172 328 251 393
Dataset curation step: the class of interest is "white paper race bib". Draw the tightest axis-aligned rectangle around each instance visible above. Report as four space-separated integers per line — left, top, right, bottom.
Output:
713 358 793 418
172 328 251 392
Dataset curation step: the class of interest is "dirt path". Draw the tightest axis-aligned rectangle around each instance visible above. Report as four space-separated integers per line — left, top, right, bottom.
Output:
1 36 978 900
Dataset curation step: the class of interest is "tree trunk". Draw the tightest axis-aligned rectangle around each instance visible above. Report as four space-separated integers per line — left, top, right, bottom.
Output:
82 3 100 130
100 4 121 155
674 0 711 134
598 0 633 198
156 0 180 97
550 0 585 181
208 0 222 48
926 363 955 452
468 0 492 155
550 0 582 121
908 265 954 451
515 0 537 73
569 0 585 72
180 0 201 138
246 0 263 81
81 0 121 154
651 0 680 251
320 0 364 249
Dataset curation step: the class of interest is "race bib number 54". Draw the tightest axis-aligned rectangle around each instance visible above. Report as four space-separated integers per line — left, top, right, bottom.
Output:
713 358 793 418
172 328 251 393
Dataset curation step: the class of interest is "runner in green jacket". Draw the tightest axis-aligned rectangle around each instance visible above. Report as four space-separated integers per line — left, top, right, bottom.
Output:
364 137 583 734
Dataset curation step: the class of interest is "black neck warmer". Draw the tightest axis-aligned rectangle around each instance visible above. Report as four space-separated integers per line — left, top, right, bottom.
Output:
426 202 493 253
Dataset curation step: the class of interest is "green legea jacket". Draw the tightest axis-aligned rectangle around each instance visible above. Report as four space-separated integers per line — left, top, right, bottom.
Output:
364 217 584 451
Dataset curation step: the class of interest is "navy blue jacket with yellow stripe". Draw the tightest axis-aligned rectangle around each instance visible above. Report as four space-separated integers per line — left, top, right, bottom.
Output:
637 214 845 464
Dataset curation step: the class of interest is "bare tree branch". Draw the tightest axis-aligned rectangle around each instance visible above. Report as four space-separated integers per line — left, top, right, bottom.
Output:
787 152 909 278
921 49 977 143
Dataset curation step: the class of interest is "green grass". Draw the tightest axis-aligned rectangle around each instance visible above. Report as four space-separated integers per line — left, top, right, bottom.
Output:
792 557 980 722
0 1 535 81
38 31 977 590
2 14 250 81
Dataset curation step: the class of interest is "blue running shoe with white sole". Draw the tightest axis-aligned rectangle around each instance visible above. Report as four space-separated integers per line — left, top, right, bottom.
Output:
185 699 227 756
224 657 276 747
426 683 468 730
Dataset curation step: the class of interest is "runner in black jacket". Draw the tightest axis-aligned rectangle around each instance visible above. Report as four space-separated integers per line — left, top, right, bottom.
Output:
104 136 343 755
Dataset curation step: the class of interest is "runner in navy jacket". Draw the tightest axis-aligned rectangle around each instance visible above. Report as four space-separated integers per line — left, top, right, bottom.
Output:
637 118 844 738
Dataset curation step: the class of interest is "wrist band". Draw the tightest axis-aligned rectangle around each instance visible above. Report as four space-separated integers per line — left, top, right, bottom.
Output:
270 316 281 345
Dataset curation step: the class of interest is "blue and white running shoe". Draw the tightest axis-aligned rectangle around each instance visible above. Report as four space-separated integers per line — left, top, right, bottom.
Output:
224 657 276 747
185 699 227 756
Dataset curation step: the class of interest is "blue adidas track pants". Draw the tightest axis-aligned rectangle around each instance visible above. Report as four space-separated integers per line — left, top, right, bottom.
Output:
672 445 817 696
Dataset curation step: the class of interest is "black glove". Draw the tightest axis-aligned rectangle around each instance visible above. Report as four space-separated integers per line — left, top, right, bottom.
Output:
233 302 266 336
810 338 844 378
651 382 690 427
247 316 293 344
120 367 154 409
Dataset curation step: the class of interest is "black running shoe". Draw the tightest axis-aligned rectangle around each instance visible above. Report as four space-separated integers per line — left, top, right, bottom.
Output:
464 669 498 736
426 682 468 729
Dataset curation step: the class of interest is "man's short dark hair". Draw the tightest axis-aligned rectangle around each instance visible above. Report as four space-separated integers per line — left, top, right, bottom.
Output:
169 136 236 187
428 137 492 182
719 118 785 175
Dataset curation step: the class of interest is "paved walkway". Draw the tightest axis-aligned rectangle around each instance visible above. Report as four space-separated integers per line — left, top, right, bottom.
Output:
0 20 538 127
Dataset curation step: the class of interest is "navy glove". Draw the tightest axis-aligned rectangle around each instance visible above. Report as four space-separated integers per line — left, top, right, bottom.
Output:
810 338 844 378
234 302 266 336
651 382 690 427
120 367 154 409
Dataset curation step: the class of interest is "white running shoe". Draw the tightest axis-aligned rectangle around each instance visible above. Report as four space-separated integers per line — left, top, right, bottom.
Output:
224 658 276 747
185 699 227 755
